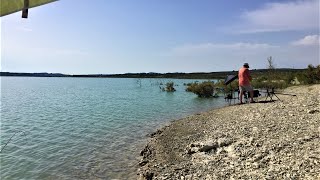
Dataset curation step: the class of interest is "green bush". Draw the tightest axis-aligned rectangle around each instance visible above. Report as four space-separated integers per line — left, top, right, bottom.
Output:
186 82 198 92
251 79 289 89
214 79 239 93
251 69 305 89
296 65 320 84
186 81 215 97
255 76 268 83
284 72 295 84
165 82 176 92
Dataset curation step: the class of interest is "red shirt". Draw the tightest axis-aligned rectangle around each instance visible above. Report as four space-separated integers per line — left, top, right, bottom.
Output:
238 67 251 86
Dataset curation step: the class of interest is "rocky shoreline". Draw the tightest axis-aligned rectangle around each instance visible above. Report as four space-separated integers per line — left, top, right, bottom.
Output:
137 85 320 179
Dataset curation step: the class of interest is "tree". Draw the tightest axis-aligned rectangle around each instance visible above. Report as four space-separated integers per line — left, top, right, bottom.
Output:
267 56 275 69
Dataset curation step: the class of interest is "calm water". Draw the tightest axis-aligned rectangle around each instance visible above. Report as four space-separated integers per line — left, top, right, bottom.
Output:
0 77 227 179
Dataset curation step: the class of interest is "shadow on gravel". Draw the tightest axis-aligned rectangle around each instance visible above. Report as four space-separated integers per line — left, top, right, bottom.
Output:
257 100 279 103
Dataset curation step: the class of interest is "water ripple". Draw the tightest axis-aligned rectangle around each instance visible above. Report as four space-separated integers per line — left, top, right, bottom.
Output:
1 77 226 179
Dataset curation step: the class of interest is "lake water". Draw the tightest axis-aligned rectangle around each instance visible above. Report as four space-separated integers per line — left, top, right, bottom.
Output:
0 77 227 179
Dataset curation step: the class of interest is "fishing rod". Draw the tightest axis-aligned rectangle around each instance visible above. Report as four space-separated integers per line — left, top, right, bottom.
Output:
274 92 297 96
0 130 27 153
262 88 297 96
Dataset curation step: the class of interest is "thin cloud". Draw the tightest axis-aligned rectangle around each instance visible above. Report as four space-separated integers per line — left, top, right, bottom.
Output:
291 35 320 46
172 42 277 55
166 40 318 71
235 0 319 33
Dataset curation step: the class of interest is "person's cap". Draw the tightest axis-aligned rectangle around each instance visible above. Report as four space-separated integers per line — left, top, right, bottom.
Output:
243 63 249 67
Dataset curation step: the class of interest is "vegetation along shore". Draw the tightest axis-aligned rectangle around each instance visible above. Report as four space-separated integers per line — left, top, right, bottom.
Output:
0 68 307 79
138 84 320 179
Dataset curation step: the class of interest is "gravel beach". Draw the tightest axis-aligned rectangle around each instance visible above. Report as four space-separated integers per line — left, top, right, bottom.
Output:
138 84 320 179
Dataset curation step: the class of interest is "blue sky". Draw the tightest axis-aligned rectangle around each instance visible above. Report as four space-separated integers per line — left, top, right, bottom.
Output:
1 0 319 74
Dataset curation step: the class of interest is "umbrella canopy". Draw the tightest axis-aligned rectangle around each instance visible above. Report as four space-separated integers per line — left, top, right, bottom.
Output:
1 0 57 17
224 75 238 85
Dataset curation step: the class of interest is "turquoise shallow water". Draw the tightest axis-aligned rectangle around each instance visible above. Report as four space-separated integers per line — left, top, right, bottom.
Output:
0 77 227 179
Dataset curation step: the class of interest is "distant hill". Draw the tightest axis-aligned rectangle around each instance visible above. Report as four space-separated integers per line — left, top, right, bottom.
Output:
0 72 67 77
0 68 306 79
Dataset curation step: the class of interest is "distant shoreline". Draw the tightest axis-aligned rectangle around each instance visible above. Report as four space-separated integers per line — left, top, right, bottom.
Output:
0 68 305 79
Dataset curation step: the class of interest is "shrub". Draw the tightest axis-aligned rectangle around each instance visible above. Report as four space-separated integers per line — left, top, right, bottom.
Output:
251 79 289 89
256 76 268 83
284 72 295 84
165 82 176 92
186 81 215 97
186 82 198 92
296 64 320 84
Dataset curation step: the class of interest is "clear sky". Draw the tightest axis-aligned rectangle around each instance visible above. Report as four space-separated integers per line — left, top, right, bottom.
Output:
1 0 319 74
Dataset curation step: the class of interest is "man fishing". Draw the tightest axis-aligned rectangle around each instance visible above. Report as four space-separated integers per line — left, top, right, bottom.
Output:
239 63 254 104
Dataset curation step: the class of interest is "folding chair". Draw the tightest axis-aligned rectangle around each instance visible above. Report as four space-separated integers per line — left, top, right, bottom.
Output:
224 89 238 105
240 89 260 103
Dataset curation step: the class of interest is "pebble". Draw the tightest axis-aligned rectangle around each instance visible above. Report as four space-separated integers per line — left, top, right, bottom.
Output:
138 85 320 179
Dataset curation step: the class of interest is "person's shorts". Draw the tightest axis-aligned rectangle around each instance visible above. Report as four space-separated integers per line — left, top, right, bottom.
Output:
239 85 253 92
